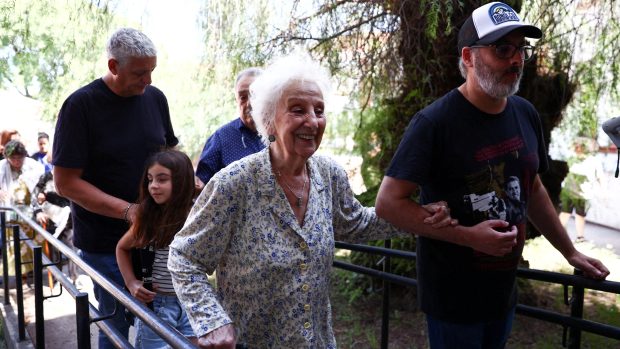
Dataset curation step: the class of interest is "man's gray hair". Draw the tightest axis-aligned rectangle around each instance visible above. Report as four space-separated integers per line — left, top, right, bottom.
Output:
250 53 332 146
458 57 467 79
107 28 157 66
235 67 263 86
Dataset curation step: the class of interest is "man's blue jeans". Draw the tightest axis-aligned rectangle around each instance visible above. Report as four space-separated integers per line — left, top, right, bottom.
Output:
79 250 130 349
426 306 516 349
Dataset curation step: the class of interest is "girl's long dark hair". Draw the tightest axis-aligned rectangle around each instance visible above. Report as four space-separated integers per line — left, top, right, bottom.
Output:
132 149 195 248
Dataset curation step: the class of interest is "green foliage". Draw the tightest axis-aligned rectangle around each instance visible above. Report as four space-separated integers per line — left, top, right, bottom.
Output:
525 0 620 140
0 0 117 119
332 267 367 304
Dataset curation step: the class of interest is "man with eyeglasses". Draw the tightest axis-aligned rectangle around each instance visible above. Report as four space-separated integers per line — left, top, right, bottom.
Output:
375 2 609 348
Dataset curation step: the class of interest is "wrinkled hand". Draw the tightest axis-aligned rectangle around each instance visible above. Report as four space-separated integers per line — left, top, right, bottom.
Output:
422 201 458 228
127 279 156 304
465 220 517 257
36 212 49 225
566 251 610 280
197 324 236 349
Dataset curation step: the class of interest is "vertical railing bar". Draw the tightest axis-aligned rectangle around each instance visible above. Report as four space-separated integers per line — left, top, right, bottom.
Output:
380 239 391 349
13 224 26 341
568 269 584 349
1 211 9 305
34 246 45 349
75 292 91 349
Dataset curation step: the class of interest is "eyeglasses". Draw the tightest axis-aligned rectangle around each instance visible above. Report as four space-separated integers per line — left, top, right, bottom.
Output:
469 44 535 62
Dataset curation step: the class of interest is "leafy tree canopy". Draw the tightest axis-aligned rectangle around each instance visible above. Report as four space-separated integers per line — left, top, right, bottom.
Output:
196 0 620 188
0 0 117 119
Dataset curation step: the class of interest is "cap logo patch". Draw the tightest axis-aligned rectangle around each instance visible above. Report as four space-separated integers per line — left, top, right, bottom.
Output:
488 3 520 25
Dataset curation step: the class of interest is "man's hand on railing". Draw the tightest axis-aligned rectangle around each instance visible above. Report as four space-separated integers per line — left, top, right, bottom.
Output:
197 324 236 349
566 250 610 280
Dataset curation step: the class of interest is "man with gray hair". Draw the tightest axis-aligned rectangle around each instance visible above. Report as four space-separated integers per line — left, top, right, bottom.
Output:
196 67 264 185
52 27 178 348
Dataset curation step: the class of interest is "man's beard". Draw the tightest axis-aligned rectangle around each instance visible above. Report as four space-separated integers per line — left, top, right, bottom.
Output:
474 55 522 99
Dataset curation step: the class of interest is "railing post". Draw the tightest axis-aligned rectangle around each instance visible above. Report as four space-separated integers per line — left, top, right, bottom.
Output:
75 292 91 349
34 246 45 349
1 212 9 304
13 224 26 341
380 239 391 349
568 269 584 349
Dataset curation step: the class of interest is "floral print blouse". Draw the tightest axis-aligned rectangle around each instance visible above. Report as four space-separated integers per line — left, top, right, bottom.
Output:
168 148 408 348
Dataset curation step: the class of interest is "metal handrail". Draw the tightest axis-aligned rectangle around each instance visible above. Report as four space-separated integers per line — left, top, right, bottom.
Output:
334 239 620 349
3 204 620 348
1 206 196 348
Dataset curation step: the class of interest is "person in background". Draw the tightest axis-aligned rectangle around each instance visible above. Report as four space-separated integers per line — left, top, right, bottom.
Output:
0 129 22 160
375 2 609 348
52 27 178 348
195 67 265 186
168 54 454 348
559 138 600 243
31 132 53 173
116 150 197 348
0 140 45 282
0 140 44 206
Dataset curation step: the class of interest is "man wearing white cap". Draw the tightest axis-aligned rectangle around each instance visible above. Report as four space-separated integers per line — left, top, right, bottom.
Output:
376 2 609 348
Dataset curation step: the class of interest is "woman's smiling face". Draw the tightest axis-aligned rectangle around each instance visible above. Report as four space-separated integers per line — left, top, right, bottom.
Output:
271 80 326 161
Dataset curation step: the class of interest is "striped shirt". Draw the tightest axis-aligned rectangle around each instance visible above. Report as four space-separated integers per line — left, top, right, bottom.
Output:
152 247 175 294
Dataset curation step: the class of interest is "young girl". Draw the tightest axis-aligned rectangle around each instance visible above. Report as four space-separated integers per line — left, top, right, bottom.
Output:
116 149 197 348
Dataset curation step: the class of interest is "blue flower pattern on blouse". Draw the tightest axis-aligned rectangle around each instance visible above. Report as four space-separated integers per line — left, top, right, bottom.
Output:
168 148 408 348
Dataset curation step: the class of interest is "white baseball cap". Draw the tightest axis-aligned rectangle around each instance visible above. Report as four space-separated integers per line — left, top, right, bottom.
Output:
458 2 542 54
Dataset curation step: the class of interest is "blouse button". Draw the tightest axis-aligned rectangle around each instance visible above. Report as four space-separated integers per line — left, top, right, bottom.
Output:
300 263 308 271
300 241 308 250
304 304 311 311
302 284 310 292
304 322 311 329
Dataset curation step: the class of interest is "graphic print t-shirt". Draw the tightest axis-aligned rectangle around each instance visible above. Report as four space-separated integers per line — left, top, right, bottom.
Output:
387 89 548 322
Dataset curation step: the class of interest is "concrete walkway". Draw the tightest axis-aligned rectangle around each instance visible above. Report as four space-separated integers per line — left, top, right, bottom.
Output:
563 216 620 253
0 274 135 348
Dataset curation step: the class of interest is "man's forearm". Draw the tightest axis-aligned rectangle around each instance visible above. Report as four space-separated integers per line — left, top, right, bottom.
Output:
57 176 129 220
376 196 470 245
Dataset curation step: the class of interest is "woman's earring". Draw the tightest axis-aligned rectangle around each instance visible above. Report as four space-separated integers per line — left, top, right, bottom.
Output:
268 135 276 142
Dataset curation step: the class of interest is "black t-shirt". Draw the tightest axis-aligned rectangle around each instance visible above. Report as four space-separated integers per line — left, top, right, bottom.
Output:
52 78 178 253
387 88 548 323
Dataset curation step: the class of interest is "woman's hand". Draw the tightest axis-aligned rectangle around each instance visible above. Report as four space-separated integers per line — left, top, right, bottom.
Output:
422 201 458 228
197 324 236 349
127 279 156 304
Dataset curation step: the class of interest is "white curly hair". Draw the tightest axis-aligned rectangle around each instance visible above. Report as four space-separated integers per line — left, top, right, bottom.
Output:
250 53 332 146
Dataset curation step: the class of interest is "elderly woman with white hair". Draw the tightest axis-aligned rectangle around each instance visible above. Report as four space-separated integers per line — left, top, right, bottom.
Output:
168 54 453 348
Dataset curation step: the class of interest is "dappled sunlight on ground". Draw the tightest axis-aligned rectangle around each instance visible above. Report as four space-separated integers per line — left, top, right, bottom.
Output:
523 236 620 282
